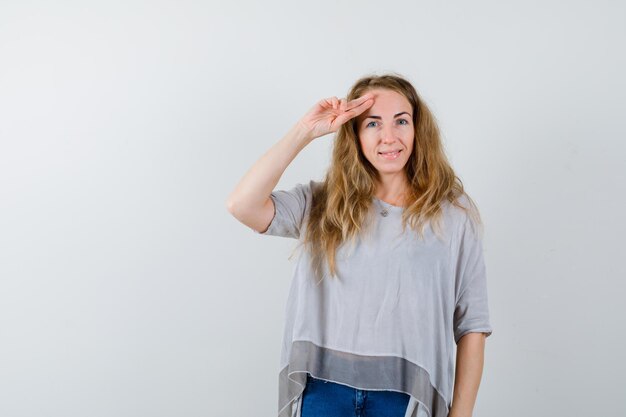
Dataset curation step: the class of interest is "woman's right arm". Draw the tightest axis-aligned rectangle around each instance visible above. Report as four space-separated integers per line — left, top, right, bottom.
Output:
225 93 374 233
225 121 314 233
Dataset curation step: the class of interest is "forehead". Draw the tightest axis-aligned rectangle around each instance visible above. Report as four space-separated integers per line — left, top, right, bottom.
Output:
359 88 412 118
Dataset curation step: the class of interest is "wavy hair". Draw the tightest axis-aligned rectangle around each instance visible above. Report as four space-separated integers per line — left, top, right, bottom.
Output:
296 72 482 282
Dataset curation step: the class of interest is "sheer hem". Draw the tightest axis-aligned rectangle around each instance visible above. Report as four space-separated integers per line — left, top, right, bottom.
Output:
277 340 449 417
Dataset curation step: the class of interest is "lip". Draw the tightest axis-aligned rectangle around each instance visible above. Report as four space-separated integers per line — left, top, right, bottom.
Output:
378 149 402 154
378 149 402 160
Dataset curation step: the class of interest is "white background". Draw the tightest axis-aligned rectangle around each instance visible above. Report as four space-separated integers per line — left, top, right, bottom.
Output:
1 1 624 416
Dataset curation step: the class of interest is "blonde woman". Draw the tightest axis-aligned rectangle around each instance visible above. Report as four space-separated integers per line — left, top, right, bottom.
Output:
226 73 493 417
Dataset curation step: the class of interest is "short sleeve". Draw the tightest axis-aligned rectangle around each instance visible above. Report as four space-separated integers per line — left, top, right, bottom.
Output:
453 215 493 344
253 181 313 239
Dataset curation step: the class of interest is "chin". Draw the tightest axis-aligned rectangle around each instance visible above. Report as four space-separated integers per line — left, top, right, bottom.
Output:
372 159 409 171
375 166 408 175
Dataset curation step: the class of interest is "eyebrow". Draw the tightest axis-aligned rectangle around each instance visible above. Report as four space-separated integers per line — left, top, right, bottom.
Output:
364 111 411 120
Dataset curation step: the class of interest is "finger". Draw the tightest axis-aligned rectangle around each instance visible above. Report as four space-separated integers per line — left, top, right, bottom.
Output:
339 98 347 112
333 100 372 127
331 96 339 109
332 111 358 129
346 92 374 110
319 97 333 107
348 97 374 117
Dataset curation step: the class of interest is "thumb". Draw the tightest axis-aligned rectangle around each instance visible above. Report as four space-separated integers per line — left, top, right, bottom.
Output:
331 98 373 130
331 110 358 131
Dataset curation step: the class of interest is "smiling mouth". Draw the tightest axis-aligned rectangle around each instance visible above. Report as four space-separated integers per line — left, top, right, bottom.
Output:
378 150 402 159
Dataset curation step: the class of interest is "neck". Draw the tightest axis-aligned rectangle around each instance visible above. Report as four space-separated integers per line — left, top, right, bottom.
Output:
374 175 410 206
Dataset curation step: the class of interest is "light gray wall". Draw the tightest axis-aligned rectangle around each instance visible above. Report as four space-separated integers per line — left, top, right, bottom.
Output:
1 1 624 416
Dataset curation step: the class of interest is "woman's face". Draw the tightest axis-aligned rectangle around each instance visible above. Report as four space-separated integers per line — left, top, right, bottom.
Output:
355 88 414 176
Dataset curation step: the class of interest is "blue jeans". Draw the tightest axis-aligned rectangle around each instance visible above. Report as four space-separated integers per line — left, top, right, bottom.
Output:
301 373 411 417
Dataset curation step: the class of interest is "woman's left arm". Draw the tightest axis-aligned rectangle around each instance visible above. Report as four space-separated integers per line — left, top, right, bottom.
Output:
448 332 487 417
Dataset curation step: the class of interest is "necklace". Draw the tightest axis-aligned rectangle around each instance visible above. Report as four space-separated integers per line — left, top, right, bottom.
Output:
373 198 389 217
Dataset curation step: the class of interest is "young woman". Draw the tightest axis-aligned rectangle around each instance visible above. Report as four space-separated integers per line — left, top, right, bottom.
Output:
226 73 493 417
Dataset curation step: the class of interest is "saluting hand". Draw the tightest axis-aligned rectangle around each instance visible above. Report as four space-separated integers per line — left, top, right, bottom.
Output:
297 93 374 141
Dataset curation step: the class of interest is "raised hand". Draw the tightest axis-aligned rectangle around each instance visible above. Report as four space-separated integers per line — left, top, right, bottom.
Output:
298 93 374 140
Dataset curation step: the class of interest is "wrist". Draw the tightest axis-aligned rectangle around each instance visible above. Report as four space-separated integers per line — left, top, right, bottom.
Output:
448 407 472 417
292 120 316 144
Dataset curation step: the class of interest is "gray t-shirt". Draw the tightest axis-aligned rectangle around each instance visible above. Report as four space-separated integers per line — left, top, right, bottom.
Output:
254 180 493 417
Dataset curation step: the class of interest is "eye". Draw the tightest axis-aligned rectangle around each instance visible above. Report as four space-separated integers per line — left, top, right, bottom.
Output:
366 121 378 128
397 119 409 125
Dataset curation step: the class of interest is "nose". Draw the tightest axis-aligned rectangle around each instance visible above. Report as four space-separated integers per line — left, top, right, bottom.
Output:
381 124 396 144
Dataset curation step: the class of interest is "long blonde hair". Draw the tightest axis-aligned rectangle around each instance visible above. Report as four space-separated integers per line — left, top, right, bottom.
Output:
296 73 481 281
